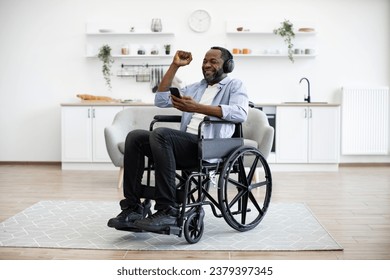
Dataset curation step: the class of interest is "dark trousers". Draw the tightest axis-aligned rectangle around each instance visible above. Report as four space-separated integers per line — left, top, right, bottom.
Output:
121 127 199 211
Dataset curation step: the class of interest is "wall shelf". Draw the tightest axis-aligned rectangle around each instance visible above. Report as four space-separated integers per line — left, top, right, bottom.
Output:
86 32 175 36
232 54 316 58
85 22 175 60
226 31 316 36
225 20 317 60
86 54 173 59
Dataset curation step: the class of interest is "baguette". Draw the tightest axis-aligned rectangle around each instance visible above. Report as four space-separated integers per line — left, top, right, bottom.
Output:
77 94 114 101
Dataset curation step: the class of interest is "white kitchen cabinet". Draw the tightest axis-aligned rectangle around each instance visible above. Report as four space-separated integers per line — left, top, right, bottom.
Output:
61 106 123 164
276 106 340 163
308 107 340 163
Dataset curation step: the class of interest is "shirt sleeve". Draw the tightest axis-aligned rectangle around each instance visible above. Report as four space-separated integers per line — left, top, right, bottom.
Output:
154 90 172 107
219 79 248 123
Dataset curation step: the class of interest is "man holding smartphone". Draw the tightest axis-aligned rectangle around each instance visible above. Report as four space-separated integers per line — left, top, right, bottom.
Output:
108 47 248 232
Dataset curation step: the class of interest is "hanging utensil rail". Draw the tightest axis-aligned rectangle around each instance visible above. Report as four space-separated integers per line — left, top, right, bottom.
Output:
121 63 170 68
117 63 169 93
117 63 169 78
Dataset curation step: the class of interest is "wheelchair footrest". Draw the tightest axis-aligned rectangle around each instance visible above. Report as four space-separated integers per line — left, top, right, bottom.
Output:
168 226 182 236
141 225 182 236
116 225 182 237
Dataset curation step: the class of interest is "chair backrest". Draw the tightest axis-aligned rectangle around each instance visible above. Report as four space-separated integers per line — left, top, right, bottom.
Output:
104 106 182 167
242 107 274 159
113 106 181 132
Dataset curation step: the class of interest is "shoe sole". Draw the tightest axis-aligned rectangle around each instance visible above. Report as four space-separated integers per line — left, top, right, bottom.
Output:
107 220 138 229
115 226 143 232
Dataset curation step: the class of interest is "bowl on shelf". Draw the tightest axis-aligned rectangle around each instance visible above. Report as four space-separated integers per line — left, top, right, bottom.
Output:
99 29 114 33
298 27 315 32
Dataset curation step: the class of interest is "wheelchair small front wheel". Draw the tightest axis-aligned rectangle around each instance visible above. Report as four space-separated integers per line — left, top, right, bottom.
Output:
184 209 205 244
218 146 272 232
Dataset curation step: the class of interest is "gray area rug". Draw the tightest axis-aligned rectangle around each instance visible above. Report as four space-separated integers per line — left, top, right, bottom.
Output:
0 201 342 251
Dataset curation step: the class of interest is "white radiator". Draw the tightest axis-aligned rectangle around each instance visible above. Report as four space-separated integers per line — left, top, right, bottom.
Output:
341 87 389 155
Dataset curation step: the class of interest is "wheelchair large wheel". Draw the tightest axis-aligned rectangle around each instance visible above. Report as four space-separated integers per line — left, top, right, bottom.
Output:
218 146 272 232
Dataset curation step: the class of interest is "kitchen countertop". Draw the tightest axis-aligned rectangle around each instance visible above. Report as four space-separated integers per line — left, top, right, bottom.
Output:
262 102 340 107
61 101 340 107
61 101 154 106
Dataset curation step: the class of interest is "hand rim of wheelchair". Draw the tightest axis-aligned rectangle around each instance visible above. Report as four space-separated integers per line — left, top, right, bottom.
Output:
218 145 272 232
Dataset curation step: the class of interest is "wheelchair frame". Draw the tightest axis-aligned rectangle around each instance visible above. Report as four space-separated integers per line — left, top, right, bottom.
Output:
122 114 272 244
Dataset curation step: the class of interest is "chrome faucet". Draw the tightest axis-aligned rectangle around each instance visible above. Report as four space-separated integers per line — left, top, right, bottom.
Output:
299 77 311 103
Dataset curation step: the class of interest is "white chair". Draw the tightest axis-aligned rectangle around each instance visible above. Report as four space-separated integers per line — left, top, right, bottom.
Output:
242 107 274 160
104 107 181 188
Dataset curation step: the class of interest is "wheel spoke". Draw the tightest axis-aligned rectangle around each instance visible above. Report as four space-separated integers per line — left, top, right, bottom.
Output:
191 226 198 238
227 177 246 190
227 188 246 209
237 155 248 186
240 191 249 224
246 154 260 183
250 180 269 191
248 191 264 215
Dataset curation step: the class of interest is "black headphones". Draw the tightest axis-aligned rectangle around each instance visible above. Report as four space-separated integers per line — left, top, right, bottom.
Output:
211 46 235 73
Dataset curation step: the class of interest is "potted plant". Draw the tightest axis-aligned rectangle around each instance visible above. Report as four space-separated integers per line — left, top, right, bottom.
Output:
273 20 295 62
97 44 114 90
164 44 171 55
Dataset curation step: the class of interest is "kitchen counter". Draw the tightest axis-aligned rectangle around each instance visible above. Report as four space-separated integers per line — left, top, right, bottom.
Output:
276 102 340 106
256 102 340 107
61 101 153 106
61 101 340 107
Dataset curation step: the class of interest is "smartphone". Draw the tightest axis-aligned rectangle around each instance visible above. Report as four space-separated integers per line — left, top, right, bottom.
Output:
169 87 182 99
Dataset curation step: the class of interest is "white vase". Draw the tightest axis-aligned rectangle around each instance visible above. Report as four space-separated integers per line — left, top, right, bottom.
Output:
151 18 162 32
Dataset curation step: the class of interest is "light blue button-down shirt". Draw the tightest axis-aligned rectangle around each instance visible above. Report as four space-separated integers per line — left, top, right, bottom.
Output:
154 77 248 139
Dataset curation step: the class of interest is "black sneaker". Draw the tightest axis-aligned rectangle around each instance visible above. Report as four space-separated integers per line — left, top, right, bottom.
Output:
107 201 151 229
134 206 179 232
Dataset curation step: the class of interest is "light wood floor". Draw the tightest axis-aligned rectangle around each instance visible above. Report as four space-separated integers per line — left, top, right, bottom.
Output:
0 163 389 260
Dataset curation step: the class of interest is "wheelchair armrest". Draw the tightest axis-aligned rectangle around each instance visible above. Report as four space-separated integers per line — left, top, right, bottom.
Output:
154 115 182 122
150 115 182 131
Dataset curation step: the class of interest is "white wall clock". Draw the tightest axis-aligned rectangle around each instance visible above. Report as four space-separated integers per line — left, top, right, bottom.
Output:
188 9 211 33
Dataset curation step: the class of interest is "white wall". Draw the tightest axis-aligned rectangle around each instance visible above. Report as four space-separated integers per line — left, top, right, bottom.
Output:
0 0 389 162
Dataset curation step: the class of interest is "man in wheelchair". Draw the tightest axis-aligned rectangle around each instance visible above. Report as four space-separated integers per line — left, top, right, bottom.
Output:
108 46 249 233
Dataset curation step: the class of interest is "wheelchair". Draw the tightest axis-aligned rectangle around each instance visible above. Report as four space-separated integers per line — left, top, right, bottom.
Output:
119 113 272 244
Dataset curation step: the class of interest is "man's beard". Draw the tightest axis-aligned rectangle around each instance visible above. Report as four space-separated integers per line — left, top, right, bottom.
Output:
203 67 225 84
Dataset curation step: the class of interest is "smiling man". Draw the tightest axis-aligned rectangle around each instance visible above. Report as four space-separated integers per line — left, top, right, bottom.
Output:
107 47 248 232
